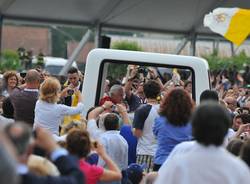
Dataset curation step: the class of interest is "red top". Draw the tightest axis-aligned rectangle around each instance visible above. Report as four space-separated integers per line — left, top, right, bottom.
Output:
99 96 116 106
79 160 104 184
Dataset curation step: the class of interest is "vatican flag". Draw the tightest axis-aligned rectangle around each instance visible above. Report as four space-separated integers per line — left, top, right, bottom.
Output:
204 8 250 46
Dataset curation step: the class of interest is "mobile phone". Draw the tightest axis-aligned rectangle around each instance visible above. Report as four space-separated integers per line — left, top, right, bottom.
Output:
67 89 74 96
111 105 116 112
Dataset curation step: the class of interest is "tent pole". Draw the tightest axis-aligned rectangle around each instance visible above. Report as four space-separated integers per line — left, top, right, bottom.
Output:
190 33 196 56
230 43 235 56
59 29 91 75
174 36 189 55
95 23 102 48
0 16 3 55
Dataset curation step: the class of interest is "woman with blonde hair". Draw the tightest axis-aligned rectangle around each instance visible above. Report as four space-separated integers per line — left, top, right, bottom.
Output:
33 77 84 137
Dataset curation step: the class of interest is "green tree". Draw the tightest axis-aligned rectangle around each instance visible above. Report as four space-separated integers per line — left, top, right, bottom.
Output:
108 41 143 79
202 49 250 71
0 50 21 72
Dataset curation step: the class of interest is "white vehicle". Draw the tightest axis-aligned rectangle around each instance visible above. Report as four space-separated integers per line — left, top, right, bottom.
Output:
33 56 78 75
82 49 210 113
44 57 78 75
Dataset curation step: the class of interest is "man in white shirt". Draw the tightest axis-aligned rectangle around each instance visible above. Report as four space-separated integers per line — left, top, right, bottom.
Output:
87 101 129 171
155 102 250 184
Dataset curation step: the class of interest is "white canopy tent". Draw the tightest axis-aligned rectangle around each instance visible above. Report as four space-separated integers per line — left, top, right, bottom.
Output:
0 0 249 73
1 0 250 34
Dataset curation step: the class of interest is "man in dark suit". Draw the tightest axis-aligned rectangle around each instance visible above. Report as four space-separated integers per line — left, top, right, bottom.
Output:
5 122 85 184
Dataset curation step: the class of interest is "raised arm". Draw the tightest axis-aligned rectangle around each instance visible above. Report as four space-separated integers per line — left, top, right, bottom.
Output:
94 141 122 182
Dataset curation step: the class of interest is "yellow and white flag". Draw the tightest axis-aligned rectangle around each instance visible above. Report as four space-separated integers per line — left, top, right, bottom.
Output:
204 8 250 46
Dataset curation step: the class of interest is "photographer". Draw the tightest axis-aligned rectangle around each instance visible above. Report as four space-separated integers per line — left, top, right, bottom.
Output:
87 101 129 172
124 66 145 112
124 66 164 112
34 77 84 138
60 67 83 125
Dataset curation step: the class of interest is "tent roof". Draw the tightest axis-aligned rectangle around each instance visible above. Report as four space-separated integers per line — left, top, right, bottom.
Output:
1 0 250 35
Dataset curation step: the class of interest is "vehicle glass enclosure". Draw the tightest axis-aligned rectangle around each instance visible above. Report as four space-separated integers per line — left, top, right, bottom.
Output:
45 65 63 75
95 59 195 106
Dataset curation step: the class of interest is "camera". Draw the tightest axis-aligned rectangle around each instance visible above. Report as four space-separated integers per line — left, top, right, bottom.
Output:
20 72 27 78
137 67 148 77
67 89 74 96
111 105 116 112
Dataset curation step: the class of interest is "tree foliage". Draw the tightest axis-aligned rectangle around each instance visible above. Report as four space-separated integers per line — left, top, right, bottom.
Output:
202 49 250 71
0 50 21 72
108 41 143 79
111 40 143 51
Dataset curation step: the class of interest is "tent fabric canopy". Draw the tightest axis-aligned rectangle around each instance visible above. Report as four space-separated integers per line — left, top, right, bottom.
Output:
0 0 250 35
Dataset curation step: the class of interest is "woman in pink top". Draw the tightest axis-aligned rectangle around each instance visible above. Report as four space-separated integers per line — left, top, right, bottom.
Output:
66 129 122 184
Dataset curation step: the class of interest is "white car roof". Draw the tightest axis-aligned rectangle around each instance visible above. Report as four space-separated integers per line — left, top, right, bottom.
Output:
44 57 77 67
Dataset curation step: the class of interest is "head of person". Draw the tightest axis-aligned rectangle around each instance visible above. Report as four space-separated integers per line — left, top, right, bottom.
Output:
184 81 192 94
226 139 244 156
25 69 41 88
4 123 33 157
143 80 161 99
159 88 194 126
240 138 250 168
192 102 231 146
66 129 91 158
0 134 20 184
125 163 145 184
232 113 250 131
3 71 18 90
39 77 61 104
67 67 79 87
232 114 244 131
109 85 124 104
61 120 86 135
224 96 237 112
27 155 60 176
200 90 219 103
244 100 250 110
103 113 120 131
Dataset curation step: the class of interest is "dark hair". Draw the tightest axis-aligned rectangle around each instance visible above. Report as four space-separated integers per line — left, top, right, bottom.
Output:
184 80 192 88
240 139 250 168
66 129 91 158
104 113 119 131
86 107 96 120
159 88 193 126
5 123 32 155
143 80 161 99
67 67 78 74
192 102 230 146
226 139 244 156
2 97 14 119
241 114 250 124
200 90 219 103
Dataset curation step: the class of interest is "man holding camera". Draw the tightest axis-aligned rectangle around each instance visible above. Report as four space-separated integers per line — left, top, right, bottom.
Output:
60 67 83 126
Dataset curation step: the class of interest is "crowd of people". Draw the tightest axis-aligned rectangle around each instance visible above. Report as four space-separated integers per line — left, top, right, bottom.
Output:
0 62 249 184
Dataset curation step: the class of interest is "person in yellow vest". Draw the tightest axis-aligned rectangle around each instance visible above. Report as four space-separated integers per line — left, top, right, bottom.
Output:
60 67 83 132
